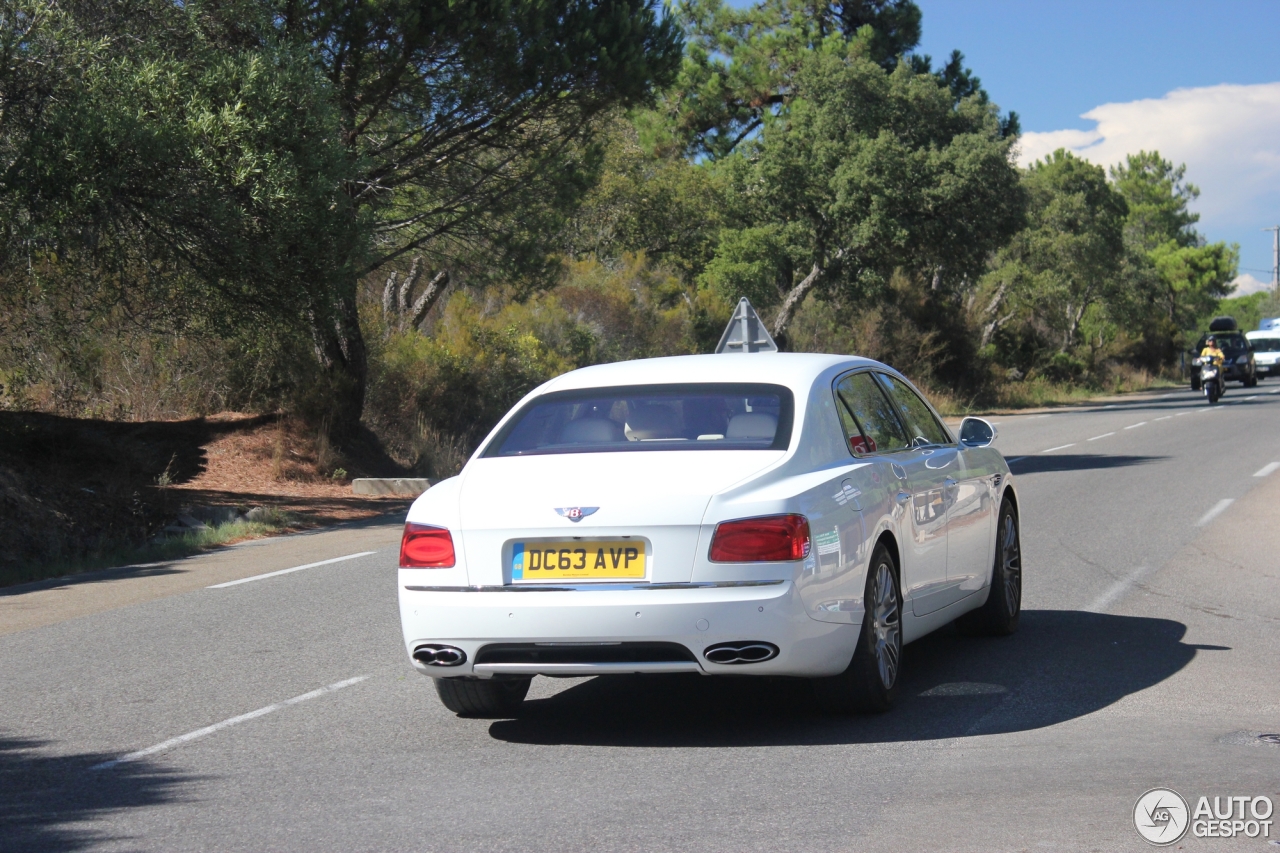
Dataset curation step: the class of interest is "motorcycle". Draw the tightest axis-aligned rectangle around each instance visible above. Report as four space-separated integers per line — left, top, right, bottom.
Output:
1200 362 1223 404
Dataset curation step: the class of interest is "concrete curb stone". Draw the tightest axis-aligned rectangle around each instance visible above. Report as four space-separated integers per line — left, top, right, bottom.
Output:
352 478 434 497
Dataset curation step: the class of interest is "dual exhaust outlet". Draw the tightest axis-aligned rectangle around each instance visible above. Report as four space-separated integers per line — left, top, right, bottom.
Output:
415 641 778 668
413 644 467 667
703 641 779 665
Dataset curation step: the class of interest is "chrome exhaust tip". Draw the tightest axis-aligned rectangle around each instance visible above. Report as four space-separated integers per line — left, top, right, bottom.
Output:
703 641 779 665
413 644 467 667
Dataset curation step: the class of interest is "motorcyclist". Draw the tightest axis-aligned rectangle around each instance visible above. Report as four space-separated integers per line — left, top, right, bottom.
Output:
1199 335 1226 398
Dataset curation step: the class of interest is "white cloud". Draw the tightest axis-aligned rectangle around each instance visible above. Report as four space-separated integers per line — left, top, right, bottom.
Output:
1230 273 1273 296
1015 83 1280 268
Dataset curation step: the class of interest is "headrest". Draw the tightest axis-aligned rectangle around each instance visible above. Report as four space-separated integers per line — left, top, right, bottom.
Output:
559 418 623 444
726 413 777 440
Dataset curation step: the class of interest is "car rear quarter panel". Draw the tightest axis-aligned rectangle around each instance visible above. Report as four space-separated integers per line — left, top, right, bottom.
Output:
401 475 470 586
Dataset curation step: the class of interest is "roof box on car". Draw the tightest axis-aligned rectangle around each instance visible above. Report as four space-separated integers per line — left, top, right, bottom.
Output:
1208 316 1238 332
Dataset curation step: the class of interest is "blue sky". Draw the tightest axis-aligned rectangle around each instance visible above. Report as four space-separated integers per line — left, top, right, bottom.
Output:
917 0 1280 132
921 0 1280 291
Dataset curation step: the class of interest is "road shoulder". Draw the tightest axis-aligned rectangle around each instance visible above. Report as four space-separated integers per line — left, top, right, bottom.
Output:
0 514 404 637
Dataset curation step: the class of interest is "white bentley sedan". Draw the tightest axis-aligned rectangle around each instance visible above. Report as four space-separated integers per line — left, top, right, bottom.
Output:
398 353 1020 716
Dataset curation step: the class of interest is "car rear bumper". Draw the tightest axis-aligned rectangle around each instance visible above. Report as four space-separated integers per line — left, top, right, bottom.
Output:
398 577 858 679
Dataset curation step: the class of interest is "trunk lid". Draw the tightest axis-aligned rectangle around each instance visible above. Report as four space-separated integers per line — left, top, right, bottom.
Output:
458 451 784 585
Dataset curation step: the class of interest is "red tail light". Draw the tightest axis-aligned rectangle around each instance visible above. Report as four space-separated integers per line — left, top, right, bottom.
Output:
399 523 456 567
709 515 811 562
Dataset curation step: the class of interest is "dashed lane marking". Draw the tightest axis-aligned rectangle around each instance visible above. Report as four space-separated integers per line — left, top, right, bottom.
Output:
90 676 370 770
1254 462 1280 478
1245 395 1258 400
1124 422 1147 429
1087 432 1114 441
1154 416 1171 421
207 552 377 588
1084 566 1155 614
1195 499 1235 527
1041 443 1076 453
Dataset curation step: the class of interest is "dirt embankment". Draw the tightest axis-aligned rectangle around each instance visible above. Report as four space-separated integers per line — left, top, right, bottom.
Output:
0 412 410 578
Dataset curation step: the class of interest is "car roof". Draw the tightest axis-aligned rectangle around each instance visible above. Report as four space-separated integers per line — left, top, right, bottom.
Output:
538 353 881 396
1246 330 1277 337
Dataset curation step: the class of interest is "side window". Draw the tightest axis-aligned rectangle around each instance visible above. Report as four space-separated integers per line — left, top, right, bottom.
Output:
833 372 910 456
874 373 952 447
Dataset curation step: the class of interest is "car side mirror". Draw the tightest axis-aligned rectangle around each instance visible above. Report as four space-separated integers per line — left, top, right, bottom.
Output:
959 417 997 448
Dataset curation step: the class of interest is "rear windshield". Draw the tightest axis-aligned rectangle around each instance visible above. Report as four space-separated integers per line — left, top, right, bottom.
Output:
1249 337 1280 352
483 383 794 457
1198 333 1247 351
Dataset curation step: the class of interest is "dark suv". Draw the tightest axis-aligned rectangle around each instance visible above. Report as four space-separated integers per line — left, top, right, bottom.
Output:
1191 330 1257 389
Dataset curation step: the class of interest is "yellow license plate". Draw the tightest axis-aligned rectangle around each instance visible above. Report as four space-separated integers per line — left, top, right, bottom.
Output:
512 541 645 582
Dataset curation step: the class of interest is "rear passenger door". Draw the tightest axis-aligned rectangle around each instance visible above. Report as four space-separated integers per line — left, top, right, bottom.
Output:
873 373 969 616
833 371 950 617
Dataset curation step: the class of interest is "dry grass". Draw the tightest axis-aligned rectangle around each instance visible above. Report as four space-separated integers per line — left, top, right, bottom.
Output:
0 509 299 587
924 365 1181 417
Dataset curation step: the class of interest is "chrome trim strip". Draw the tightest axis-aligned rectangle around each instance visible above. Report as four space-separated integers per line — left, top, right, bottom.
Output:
472 661 703 676
403 579 787 593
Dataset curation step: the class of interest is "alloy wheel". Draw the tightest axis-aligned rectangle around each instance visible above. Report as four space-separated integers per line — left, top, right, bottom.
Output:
1001 512 1022 619
871 561 902 689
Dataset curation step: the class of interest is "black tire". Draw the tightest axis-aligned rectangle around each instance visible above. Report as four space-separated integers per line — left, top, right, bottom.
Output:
959 498 1022 637
1207 384 1220 404
1245 375 1258 388
435 677 530 717
813 543 902 714
1190 378 1200 391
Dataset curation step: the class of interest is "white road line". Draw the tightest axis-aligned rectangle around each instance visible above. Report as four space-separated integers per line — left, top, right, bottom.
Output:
1101 404 1117 409
1084 566 1155 614
1029 414 1052 419
1175 411 1189 416
1195 499 1235 528
1158 392 1181 397
1041 443 1076 453
1087 432 1114 441
91 676 369 770
1254 462 1280 478
1124 422 1147 430
1245 395 1258 400
1269 389 1280 395
1154 416 1171 421
208 552 377 588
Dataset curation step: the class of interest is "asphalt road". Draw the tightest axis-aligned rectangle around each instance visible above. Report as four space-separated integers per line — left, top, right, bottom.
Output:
3 383 1280 852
